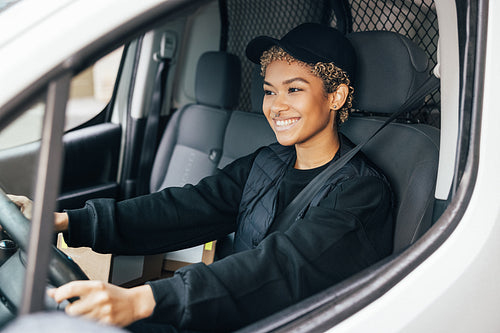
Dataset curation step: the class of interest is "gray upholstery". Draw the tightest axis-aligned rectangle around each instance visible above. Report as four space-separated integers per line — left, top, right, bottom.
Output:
340 119 439 253
218 110 276 168
219 65 275 167
341 31 439 253
347 31 429 113
195 51 242 109
149 51 241 192
250 64 265 113
151 105 230 190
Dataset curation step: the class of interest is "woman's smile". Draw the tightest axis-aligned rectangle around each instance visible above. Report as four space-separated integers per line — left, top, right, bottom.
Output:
273 117 301 131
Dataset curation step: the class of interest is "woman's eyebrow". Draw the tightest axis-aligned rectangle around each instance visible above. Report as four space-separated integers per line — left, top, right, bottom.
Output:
263 77 310 87
283 77 310 85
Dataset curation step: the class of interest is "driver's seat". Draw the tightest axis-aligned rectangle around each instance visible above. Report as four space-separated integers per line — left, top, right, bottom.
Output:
343 31 440 253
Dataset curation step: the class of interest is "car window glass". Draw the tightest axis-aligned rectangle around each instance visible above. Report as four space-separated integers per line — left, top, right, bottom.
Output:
65 46 123 130
0 101 44 150
0 47 123 150
0 95 44 198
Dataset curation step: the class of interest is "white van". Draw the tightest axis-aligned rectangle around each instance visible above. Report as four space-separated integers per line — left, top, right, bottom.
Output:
0 0 498 332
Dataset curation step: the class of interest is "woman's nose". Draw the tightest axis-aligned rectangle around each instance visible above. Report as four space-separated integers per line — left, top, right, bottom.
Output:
270 94 289 114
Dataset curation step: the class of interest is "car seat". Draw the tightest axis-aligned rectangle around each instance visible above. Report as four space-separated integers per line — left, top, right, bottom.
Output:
343 31 440 253
216 64 276 168
149 51 241 192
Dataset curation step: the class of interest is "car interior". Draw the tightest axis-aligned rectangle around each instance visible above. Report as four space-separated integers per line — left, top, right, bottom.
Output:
0 0 458 330
107 0 443 284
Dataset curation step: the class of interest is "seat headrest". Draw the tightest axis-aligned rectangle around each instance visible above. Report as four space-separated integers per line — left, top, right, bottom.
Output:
347 31 430 113
250 64 264 113
195 51 242 109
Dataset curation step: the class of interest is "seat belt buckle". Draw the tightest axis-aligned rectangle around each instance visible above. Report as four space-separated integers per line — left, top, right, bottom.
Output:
154 30 177 61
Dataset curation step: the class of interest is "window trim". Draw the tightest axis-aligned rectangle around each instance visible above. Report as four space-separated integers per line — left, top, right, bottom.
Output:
20 73 71 313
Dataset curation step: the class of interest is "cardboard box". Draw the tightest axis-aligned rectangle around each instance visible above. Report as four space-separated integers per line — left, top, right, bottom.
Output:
57 233 111 282
57 233 217 284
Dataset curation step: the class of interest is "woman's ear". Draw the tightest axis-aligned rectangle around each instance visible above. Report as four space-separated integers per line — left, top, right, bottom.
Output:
329 84 349 110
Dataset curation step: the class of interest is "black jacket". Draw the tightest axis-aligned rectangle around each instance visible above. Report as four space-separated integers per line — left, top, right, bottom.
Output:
65 135 394 332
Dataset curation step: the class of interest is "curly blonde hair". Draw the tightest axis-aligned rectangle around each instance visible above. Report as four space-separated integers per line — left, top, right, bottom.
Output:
260 46 354 125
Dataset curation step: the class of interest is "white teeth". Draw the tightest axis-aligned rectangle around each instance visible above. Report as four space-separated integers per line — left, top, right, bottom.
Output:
276 119 298 127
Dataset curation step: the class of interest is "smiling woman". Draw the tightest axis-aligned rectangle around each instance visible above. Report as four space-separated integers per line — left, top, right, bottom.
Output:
4 23 394 332
262 59 343 168
260 45 354 125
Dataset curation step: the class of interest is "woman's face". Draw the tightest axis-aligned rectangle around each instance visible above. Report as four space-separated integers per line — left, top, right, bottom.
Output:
262 60 337 148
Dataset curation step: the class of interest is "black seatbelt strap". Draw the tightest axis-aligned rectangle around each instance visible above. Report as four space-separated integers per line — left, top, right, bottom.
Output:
136 32 177 195
274 75 440 226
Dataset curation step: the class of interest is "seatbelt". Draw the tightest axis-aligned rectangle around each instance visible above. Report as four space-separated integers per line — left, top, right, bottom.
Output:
136 31 177 196
274 75 440 226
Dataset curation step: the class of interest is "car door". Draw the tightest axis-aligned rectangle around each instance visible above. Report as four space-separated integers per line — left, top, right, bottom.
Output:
0 47 124 211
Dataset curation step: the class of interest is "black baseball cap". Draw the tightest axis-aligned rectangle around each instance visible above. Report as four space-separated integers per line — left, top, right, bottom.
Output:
245 23 356 81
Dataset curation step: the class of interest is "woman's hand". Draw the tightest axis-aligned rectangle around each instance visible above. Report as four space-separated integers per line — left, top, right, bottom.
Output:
6 194 69 232
6 194 33 220
47 281 156 327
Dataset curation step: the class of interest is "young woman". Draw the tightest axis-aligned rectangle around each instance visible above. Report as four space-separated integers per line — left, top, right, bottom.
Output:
10 23 393 332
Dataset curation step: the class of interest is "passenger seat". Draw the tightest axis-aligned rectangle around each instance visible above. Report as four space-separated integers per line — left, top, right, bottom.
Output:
150 51 241 191
344 31 440 253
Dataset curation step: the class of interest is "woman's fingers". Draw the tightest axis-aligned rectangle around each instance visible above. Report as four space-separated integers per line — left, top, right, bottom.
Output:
65 295 107 318
47 280 149 327
49 281 115 321
6 194 33 219
49 280 106 304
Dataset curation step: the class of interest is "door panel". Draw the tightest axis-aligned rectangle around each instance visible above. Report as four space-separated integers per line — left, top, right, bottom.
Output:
0 123 121 210
58 123 121 210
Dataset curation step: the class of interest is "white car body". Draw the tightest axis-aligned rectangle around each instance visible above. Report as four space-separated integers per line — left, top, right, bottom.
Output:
0 0 498 332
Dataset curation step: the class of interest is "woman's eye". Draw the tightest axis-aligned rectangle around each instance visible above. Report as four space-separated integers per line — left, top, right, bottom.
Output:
264 90 275 96
288 87 301 93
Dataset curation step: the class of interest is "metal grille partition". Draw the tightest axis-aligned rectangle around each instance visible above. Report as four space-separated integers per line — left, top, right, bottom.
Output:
221 0 439 126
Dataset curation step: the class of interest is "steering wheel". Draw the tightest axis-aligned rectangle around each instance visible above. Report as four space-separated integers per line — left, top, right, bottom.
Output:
0 191 88 322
